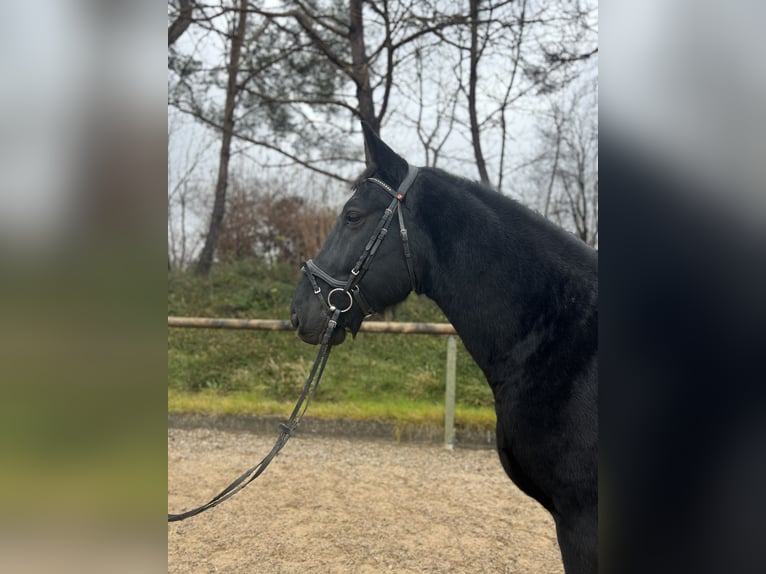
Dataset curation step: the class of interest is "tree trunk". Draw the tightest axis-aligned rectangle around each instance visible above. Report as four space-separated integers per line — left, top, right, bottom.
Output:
195 0 248 275
544 108 563 218
468 0 490 185
348 0 378 133
168 0 194 47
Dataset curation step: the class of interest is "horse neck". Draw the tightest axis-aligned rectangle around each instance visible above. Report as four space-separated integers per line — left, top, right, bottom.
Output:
411 175 597 387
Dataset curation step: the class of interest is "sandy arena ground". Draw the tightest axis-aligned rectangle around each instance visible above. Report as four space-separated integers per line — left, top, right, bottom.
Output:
168 428 563 574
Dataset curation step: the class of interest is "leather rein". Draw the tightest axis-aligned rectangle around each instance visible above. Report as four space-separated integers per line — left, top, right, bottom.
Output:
168 165 419 522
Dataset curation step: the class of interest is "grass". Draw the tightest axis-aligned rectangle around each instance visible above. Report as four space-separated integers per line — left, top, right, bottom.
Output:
168 388 496 431
168 260 496 432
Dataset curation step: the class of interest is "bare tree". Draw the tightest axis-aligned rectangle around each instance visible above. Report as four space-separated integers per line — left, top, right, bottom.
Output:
400 45 460 168
433 0 597 190
247 0 469 136
543 102 564 218
496 0 527 191
536 78 598 246
168 112 211 269
467 0 490 184
195 0 249 275
557 99 598 246
168 0 352 273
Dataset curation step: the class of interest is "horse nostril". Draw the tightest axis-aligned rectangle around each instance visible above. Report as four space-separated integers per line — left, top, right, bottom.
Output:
290 310 300 329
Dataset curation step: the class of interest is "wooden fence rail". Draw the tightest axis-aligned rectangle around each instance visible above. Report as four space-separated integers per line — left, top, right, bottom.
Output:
167 316 457 335
168 316 460 448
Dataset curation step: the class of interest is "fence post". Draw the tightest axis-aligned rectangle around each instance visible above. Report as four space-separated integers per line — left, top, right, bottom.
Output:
444 335 457 449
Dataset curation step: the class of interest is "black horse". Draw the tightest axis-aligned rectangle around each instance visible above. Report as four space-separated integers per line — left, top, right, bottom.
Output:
289 124 598 574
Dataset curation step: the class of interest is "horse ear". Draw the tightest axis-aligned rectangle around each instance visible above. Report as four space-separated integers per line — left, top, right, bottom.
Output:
362 121 376 167
361 121 408 183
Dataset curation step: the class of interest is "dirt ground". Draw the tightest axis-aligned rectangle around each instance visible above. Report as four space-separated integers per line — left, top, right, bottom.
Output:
168 427 563 574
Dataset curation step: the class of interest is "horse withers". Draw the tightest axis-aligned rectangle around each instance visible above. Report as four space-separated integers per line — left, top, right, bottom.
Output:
289 123 598 574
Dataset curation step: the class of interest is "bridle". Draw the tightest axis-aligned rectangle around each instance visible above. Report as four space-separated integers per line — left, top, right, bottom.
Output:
168 165 419 523
302 163 420 319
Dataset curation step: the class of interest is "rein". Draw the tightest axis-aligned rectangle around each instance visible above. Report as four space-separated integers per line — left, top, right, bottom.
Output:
167 311 336 522
167 165 418 523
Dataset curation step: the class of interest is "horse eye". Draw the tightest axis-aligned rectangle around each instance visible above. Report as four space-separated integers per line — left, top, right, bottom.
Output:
345 211 362 224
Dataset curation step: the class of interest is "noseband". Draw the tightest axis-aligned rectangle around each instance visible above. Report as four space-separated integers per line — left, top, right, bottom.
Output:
302 164 419 319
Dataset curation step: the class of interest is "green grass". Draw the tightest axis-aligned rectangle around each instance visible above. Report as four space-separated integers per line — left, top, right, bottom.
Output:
168 260 496 431
168 389 495 431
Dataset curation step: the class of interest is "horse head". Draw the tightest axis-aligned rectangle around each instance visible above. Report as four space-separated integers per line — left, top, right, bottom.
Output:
289 123 419 345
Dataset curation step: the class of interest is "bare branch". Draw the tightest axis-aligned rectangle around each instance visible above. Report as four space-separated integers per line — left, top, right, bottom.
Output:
375 0 395 127
498 0 527 191
238 87 360 117
389 13 469 52
545 47 598 65
293 0 350 37
291 8 355 77
468 0 490 184
169 0 195 46
173 102 352 183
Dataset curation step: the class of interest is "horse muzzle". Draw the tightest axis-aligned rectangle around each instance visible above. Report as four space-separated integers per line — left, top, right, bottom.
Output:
290 305 348 346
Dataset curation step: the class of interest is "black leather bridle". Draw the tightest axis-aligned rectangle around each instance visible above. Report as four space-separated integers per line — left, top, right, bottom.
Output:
302 164 420 319
168 166 419 523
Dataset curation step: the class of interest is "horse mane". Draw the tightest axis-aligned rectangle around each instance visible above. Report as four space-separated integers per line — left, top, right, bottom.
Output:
408 166 597 373
416 166 595 269
353 161 596 294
